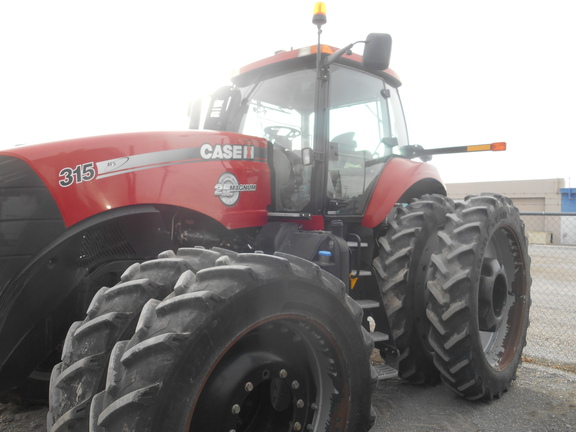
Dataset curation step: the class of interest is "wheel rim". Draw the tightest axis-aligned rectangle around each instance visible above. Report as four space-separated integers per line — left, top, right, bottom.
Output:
478 227 528 371
189 316 348 432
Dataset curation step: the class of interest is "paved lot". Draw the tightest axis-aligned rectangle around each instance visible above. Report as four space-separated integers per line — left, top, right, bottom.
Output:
1 363 574 432
373 362 576 431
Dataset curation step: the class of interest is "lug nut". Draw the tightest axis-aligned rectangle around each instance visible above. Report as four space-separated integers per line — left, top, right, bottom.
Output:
245 382 253 392
293 422 302 431
292 380 300 390
231 404 241 415
296 399 305 408
279 369 288 378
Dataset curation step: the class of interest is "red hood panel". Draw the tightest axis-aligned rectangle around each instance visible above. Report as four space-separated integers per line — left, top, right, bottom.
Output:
1 131 271 229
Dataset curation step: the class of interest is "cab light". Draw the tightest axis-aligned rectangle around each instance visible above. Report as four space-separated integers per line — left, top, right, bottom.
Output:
491 142 507 151
466 142 507 152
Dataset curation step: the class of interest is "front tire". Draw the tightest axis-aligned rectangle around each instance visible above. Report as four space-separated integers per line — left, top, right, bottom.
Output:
426 194 531 400
90 252 377 432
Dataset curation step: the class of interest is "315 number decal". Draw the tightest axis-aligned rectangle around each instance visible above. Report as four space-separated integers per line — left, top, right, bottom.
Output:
59 162 96 187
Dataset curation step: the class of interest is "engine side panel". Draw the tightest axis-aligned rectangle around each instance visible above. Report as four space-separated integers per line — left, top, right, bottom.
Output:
1 131 271 230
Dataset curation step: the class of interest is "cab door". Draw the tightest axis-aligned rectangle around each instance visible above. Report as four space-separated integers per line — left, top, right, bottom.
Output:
326 65 408 215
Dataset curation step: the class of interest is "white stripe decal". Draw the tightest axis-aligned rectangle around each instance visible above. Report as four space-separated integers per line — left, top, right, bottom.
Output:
94 147 266 180
96 148 198 179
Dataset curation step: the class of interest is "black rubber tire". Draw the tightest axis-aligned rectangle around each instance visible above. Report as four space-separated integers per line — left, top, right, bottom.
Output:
426 193 531 400
90 252 377 432
372 194 454 384
47 247 234 432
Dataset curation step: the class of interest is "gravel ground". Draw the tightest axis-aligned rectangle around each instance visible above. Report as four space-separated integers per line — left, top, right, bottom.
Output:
1 362 574 432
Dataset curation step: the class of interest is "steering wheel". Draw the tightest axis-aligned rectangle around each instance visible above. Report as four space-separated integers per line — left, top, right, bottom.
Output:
264 126 301 141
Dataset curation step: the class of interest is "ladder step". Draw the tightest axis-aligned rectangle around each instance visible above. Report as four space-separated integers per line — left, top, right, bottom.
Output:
351 270 372 277
355 299 380 310
373 364 398 380
370 331 389 343
347 241 368 248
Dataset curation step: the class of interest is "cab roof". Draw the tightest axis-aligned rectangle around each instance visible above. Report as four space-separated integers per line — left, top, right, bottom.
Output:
233 44 402 88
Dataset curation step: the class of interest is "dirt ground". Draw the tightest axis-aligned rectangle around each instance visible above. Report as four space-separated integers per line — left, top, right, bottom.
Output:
1 362 574 432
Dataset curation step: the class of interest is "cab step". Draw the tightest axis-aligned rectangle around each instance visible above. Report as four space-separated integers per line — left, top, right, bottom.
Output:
369 331 389 343
355 299 380 310
373 364 398 380
347 241 368 248
351 269 372 277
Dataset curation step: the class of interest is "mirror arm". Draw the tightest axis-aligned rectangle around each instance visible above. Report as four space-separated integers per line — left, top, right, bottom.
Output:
322 41 364 67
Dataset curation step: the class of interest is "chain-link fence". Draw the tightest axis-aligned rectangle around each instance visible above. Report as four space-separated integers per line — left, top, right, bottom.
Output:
521 212 576 371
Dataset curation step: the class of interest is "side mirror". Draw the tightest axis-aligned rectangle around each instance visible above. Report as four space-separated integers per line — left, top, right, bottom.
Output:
362 33 392 71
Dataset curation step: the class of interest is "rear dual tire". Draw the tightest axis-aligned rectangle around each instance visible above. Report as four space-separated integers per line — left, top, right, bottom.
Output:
373 194 454 384
426 193 531 400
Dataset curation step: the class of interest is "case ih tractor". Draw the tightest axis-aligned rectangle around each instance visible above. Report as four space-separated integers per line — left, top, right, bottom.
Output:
0 4 530 431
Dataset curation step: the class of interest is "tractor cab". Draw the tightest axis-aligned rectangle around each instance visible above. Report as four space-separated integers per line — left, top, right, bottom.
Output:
190 38 409 219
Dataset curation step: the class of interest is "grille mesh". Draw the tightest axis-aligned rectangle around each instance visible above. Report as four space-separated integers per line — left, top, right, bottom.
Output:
77 222 136 269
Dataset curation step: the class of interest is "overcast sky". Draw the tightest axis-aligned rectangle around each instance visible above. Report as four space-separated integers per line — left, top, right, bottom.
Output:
1 0 575 184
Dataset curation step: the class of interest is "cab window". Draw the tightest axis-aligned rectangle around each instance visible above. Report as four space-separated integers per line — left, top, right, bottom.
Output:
327 66 406 215
236 69 316 211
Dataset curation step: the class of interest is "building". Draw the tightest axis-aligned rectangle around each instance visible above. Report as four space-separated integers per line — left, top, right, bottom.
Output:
560 188 576 244
446 178 569 245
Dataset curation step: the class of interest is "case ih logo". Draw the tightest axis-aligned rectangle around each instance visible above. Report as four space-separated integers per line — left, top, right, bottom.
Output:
214 173 256 206
200 144 255 160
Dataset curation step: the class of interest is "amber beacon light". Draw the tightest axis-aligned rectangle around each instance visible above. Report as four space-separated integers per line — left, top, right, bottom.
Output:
313 2 327 27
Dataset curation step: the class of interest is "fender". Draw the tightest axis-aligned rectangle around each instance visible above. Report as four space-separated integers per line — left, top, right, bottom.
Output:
0 206 176 392
1 131 271 230
362 157 446 228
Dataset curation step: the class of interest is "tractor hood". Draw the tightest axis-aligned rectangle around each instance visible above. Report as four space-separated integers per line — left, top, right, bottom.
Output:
0 131 271 229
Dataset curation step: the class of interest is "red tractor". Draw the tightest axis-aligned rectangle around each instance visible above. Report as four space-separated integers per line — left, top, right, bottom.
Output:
0 4 530 431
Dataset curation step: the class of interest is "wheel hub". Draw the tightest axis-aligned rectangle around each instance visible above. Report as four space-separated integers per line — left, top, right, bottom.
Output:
189 320 333 432
478 258 509 332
